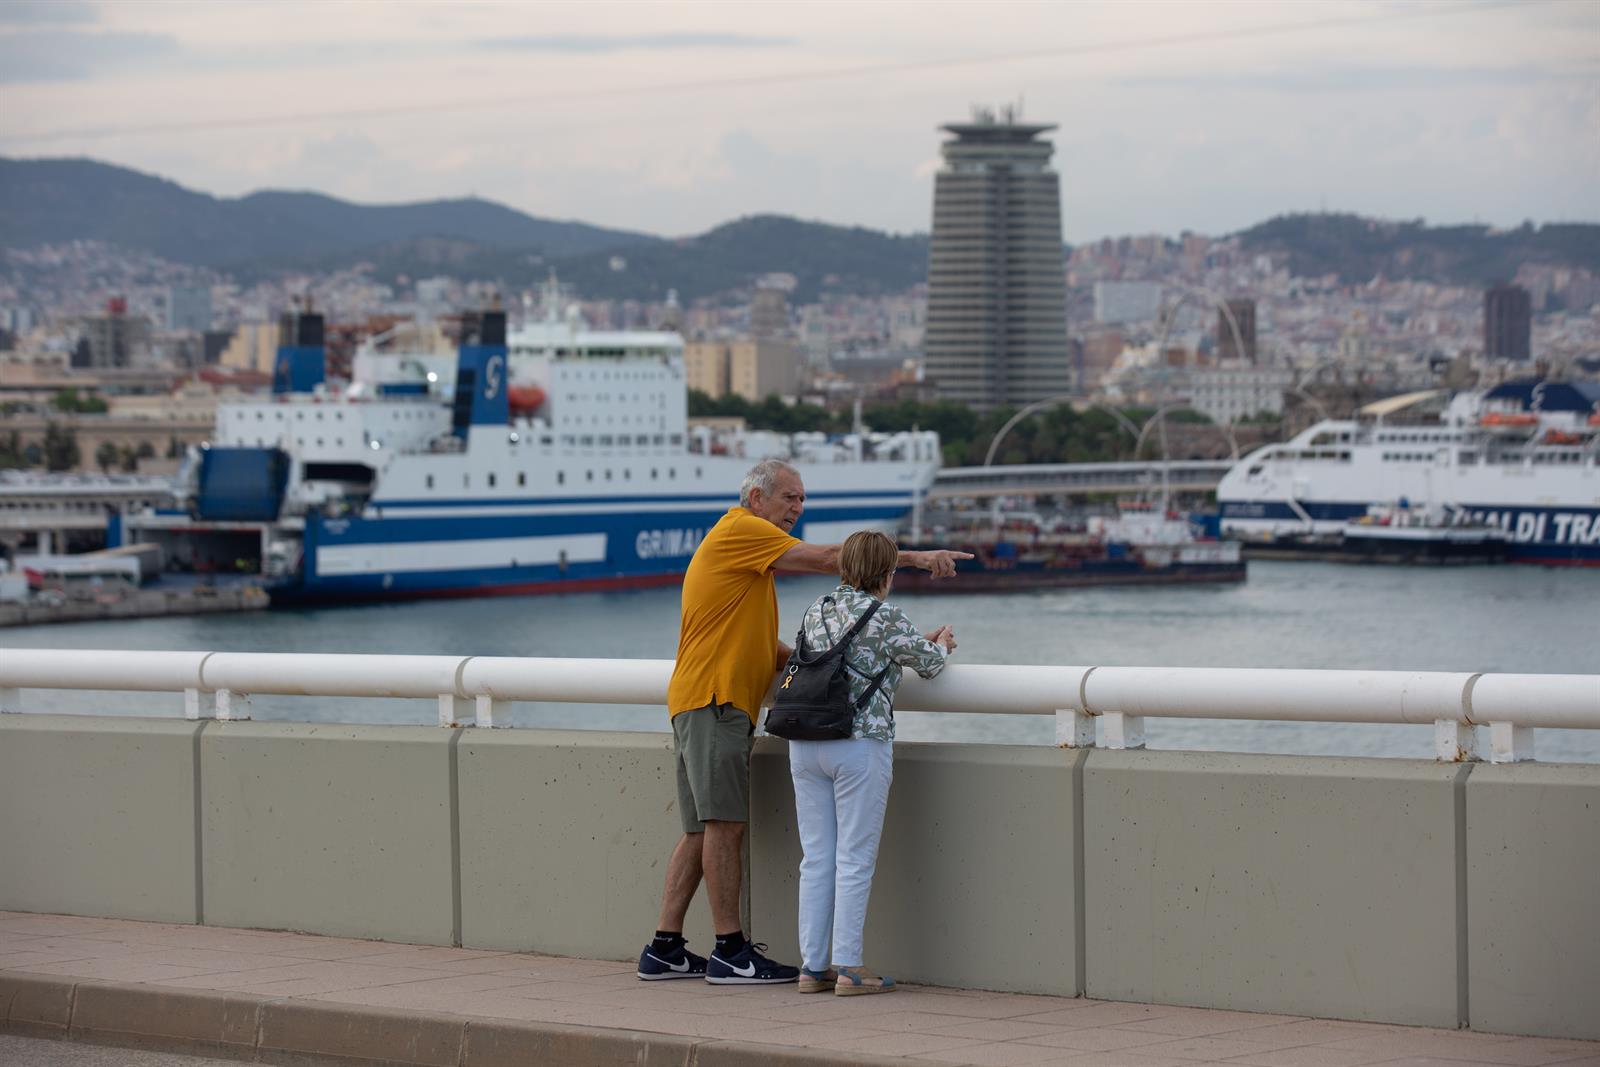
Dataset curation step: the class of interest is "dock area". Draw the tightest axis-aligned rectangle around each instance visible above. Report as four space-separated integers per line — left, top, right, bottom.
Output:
0 581 268 628
4 912 1597 1067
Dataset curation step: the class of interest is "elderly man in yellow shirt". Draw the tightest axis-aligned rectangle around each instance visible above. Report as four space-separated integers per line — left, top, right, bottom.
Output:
637 458 969 986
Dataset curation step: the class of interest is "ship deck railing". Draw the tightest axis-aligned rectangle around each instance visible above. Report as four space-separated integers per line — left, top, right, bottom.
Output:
4 651 1597 764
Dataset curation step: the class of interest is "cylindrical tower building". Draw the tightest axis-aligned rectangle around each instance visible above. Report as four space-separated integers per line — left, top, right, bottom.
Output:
925 107 1071 409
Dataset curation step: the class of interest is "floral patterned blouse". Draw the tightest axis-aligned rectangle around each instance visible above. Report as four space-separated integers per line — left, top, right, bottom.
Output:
793 583 949 742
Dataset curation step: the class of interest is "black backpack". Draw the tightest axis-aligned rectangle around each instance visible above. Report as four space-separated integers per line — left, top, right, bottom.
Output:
765 596 892 741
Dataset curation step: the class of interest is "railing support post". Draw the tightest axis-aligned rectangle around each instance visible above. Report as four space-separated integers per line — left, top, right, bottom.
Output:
1055 707 1093 748
1433 720 1479 762
214 689 249 721
0 687 19 714
184 688 216 720
1488 723 1534 763
1100 712 1146 750
438 694 472 727
476 695 508 728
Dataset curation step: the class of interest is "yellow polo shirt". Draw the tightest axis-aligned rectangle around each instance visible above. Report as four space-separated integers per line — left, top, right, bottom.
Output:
667 506 800 723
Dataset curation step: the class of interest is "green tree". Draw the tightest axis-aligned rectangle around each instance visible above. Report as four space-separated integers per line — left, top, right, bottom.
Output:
95 440 120 473
52 388 107 414
43 423 80 472
119 445 139 473
0 430 25 468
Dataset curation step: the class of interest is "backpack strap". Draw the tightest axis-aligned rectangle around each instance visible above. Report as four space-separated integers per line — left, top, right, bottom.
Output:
790 596 837 665
853 662 894 713
838 598 881 645
792 596 881 670
834 599 891 713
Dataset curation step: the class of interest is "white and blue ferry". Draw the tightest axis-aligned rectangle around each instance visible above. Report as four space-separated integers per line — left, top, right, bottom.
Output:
1217 381 1600 566
116 302 939 603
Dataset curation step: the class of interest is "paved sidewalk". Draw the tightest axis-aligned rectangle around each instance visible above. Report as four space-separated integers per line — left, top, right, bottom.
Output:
3 912 1597 1067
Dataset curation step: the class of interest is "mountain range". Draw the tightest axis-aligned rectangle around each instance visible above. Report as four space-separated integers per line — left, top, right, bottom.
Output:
3 157 1597 302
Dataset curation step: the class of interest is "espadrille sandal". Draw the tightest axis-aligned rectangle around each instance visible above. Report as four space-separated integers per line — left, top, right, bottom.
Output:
834 967 895 996
798 967 836 993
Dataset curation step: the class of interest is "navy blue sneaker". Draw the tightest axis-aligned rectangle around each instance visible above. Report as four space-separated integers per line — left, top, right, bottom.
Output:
637 939 708 980
705 941 799 985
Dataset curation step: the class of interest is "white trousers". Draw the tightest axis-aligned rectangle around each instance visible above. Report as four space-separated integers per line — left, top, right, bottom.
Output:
788 736 894 971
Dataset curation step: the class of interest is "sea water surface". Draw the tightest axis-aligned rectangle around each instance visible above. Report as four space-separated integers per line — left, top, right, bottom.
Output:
4 560 1598 761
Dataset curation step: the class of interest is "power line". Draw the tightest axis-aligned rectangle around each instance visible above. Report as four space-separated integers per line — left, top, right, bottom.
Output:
3 0 1534 144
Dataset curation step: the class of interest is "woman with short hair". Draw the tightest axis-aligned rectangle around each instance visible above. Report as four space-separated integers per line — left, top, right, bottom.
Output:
786 530 955 996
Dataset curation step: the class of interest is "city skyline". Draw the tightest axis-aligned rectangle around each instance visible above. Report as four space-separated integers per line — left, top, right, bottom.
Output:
0 0 1596 244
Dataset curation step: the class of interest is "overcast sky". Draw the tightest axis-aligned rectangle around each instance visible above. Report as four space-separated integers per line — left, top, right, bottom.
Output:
1 0 1596 243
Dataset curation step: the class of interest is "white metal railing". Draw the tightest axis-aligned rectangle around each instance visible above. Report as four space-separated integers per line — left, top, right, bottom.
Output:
2 650 1597 764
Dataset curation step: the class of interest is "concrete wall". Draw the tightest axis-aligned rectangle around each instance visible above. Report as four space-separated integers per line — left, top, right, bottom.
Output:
1085 751 1465 1028
1466 763 1600 1041
456 729 716 959
200 722 457 945
2 712 1597 1039
0 715 200 924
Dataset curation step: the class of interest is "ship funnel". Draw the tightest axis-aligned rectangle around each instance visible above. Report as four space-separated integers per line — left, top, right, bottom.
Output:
452 309 508 438
273 309 325 394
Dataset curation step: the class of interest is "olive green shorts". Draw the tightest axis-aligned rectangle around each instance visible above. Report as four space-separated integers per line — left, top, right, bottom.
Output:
672 702 756 834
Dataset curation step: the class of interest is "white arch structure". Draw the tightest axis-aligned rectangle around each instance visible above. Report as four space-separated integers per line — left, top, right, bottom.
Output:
982 396 1144 468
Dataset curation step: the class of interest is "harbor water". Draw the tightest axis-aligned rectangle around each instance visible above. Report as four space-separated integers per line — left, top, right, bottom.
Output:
4 560 1598 762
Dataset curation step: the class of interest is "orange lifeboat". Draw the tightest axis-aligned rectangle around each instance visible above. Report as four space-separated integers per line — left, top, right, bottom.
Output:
507 384 546 415
1590 414 1600 426
1543 430 1585 445
1480 412 1538 426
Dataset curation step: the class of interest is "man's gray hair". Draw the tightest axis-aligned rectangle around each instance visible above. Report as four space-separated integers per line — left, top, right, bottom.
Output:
739 459 799 508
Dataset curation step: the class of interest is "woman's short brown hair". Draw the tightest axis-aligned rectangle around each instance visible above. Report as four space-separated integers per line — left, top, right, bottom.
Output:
839 530 898 595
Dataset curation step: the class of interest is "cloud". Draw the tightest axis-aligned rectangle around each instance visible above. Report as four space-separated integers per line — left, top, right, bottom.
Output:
475 32 792 53
0 30 178 83
0 0 97 25
1121 62 1596 94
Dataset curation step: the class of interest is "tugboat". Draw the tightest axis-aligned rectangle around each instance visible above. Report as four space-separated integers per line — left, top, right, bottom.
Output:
1237 500 1510 565
894 504 1245 594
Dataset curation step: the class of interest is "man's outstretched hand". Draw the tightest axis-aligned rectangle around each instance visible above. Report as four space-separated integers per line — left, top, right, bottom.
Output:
903 549 975 579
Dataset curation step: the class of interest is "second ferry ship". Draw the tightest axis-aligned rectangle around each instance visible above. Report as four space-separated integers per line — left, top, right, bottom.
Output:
1216 380 1600 565
117 298 939 603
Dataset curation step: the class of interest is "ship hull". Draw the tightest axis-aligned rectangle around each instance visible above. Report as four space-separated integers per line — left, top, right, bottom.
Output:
267 494 913 604
893 559 1246 594
1220 501 1600 565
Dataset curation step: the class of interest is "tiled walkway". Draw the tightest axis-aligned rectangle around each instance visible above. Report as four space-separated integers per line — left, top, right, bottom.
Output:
3 912 1597 1067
